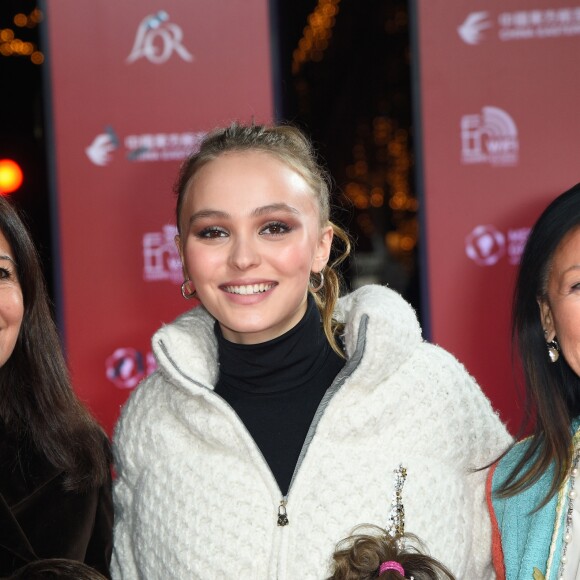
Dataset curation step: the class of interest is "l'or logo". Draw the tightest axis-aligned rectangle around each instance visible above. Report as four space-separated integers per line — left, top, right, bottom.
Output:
127 11 194 64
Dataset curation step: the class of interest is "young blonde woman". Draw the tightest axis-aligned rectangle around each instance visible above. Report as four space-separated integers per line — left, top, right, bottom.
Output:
112 123 510 579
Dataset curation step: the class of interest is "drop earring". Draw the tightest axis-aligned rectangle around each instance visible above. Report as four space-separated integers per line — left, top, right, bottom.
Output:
547 338 560 363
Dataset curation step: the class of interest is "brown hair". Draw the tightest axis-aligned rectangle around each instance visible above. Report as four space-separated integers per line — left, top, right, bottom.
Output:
328 526 456 580
0 196 111 491
174 122 351 356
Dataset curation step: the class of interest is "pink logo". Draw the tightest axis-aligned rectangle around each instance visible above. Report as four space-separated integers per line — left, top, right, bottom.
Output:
106 347 156 389
465 225 506 266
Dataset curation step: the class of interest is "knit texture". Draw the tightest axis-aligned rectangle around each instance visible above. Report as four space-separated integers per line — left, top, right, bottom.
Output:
112 285 510 579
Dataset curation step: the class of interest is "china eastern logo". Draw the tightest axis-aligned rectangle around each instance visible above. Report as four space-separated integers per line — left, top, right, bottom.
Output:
85 127 205 166
127 11 193 64
466 224 530 266
458 9 580 44
458 12 492 45
461 107 519 167
85 126 119 166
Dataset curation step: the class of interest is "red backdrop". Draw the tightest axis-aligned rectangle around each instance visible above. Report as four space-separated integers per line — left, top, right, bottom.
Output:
44 1 274 434
413 0 580 431
45 1 580 436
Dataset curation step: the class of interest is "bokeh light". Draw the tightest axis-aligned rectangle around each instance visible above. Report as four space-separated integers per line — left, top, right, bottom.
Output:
0 159 24 195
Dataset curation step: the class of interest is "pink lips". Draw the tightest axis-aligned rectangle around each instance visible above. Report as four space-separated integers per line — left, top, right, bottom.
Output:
220 281 277 303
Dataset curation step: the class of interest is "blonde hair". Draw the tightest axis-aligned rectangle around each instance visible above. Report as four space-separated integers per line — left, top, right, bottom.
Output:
174 122 351 356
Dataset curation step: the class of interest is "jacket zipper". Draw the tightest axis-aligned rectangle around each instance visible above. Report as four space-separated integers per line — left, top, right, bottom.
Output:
277 499 289 526
274 316 368 527
159 315 368 528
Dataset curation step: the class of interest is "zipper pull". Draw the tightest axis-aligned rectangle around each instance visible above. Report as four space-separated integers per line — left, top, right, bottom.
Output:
277 499 289 526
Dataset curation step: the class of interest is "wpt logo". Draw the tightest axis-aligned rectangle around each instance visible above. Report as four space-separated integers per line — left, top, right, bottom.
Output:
143 225 182 283
465 225 505 266
461 106 519 166
127 11 194 64
465 224 530 266
458 12 493 45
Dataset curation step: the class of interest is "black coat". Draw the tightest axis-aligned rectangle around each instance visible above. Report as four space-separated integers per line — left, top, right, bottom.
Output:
0 435 113 578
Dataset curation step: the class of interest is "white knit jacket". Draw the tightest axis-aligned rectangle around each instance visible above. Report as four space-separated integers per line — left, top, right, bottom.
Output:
112 285 510 579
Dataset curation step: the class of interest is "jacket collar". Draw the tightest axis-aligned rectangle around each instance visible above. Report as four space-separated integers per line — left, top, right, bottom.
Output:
152 285 422 394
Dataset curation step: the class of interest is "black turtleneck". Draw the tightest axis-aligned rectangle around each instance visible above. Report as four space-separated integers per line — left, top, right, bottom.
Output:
214 295 345 496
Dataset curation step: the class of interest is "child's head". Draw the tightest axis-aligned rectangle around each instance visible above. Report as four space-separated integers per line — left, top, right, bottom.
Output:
329 465 454 579
328 526 456 580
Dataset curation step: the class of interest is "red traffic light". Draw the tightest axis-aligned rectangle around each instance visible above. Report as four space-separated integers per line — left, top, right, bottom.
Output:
0 159 24 195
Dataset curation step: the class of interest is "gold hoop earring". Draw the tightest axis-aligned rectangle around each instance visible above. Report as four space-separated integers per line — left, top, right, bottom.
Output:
309 271 324 293
181 279 197 300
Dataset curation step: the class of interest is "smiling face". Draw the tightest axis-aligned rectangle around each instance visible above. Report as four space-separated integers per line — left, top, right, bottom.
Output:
540 226 580 377
0 230 24 367
176 150 333 344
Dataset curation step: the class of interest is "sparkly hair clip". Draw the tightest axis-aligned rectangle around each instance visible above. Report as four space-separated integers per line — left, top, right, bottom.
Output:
385 464 407 539
379 465 415 578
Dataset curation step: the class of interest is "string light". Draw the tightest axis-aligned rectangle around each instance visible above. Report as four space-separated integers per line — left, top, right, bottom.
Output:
292 3 416 270
0 8 44 64
292 0 340 74
342 115 417 264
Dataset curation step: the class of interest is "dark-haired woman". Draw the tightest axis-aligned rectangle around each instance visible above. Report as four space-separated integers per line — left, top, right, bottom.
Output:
488 184 580 580
0 197 113 577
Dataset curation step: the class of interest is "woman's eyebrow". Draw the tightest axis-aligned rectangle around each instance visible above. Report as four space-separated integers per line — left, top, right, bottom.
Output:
188 204 300 227
188 209 230 227
251 203 300 217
